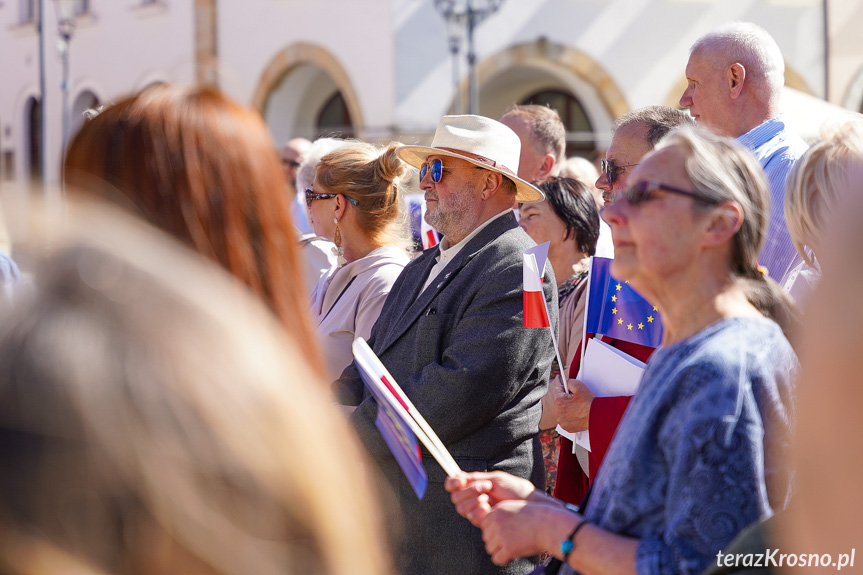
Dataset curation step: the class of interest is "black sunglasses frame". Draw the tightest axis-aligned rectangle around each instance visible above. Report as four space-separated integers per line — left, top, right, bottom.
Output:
601 159 639 186
619 180 710 205
304 188 359 209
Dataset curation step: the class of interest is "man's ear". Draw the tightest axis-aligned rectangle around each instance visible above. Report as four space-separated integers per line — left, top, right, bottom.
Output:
536 154 556 181
702 201 744 247
728 63 746 100
480 171 505 200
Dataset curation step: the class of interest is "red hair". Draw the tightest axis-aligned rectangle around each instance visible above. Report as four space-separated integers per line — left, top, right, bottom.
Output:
65 84 323 375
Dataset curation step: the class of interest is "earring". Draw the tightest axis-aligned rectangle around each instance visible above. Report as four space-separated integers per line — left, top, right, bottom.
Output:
332 217 346 266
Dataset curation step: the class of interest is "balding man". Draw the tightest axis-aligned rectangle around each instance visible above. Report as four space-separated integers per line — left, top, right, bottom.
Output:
595 106 693 205
680 21 808 286
554 106 692 506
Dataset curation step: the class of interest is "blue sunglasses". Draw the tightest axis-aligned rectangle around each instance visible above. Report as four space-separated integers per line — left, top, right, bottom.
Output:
419 158 479 183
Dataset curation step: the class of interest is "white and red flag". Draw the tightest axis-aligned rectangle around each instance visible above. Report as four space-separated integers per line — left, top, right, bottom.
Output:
523 242 569 391
523 242 551 328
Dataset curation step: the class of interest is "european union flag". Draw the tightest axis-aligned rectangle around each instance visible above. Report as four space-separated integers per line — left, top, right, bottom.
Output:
584 257 663 347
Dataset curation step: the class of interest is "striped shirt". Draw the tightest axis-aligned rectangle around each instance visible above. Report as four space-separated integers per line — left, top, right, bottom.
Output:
736 116 809 286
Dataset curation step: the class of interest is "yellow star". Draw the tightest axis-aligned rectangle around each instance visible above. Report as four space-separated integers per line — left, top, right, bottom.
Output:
627 323 633 330
611 295 617 302
612 307 617 314
652 306 658 311
624 280 630 284
638 323 644 330
617 318 623 325
647 316 654 323
616 283 622 291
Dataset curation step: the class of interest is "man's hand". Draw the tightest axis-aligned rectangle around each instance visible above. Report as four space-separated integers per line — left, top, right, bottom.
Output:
552 379 595 433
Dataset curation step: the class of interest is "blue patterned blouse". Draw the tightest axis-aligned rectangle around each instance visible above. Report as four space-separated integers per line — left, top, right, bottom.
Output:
574 317 796 575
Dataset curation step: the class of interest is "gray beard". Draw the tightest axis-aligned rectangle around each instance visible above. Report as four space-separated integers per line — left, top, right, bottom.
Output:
424 186 482 242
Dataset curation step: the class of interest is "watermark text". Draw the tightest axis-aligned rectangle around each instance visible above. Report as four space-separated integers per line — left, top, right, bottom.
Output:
716 549 856 571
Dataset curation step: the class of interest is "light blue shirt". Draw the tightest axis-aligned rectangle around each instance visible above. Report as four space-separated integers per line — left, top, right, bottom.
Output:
736 116 809 286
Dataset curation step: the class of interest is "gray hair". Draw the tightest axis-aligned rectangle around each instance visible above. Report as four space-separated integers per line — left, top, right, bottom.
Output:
614 106 694 147
656 125 768 279
690 21 785 98
657 125 800 336
295 137 353 197
502 104 566 166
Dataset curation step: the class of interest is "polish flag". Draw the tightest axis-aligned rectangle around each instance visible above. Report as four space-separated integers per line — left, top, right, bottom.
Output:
420 201 440 249
523 242 551 328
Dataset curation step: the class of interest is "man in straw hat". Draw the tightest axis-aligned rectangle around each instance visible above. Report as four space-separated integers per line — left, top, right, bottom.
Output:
336 115 558 575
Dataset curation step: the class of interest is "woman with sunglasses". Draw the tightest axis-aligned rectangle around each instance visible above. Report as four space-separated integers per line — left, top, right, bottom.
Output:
445 125 798 575
308 142 411 380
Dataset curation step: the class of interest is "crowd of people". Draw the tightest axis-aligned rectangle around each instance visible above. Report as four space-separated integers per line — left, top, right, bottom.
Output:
0 18 860 575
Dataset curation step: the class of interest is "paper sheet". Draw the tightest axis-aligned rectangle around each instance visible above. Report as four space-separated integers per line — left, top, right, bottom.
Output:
556 337 645 451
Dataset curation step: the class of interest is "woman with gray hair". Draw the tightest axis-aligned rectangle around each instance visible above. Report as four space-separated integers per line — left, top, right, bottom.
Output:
446 125 797 575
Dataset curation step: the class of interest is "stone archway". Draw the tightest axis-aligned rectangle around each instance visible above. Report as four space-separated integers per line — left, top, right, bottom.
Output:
252 43 364 144
473 38 629 150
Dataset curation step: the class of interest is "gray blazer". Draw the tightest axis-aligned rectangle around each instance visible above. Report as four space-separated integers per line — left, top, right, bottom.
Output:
336 212 558 575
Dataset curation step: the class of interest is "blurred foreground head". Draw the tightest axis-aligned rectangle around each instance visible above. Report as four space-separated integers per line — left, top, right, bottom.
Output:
63 83 321 372
0 202 391 575
779 167 863 562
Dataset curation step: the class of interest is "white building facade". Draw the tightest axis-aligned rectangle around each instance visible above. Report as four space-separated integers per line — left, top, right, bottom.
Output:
2 0 860 192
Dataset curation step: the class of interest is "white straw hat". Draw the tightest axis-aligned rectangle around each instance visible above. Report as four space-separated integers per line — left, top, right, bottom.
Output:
397 115 545 203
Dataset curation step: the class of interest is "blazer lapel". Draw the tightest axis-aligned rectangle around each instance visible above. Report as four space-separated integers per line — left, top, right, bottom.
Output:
375 212 518 354
374 248 439 351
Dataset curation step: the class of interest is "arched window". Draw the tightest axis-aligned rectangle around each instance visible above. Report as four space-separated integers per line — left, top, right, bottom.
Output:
26 97 42 182
316 91 353 139
519 89 594 158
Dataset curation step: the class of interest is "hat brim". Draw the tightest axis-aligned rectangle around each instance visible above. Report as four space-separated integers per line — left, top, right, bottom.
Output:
396 145 545 203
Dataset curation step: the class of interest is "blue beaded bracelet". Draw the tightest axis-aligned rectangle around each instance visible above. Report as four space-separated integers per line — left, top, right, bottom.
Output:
560 519 590 563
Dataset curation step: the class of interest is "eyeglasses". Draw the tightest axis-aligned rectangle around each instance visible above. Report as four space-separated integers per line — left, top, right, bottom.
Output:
601 159 639 186
304 188 359 209
614 180 709 206
419 158 479 183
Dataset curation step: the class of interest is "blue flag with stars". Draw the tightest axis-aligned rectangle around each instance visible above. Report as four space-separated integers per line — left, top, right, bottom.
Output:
585 257 663 347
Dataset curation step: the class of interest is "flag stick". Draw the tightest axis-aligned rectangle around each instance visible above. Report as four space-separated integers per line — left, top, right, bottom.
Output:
546 313 569 394
578 257 593 386
528 249 570 392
